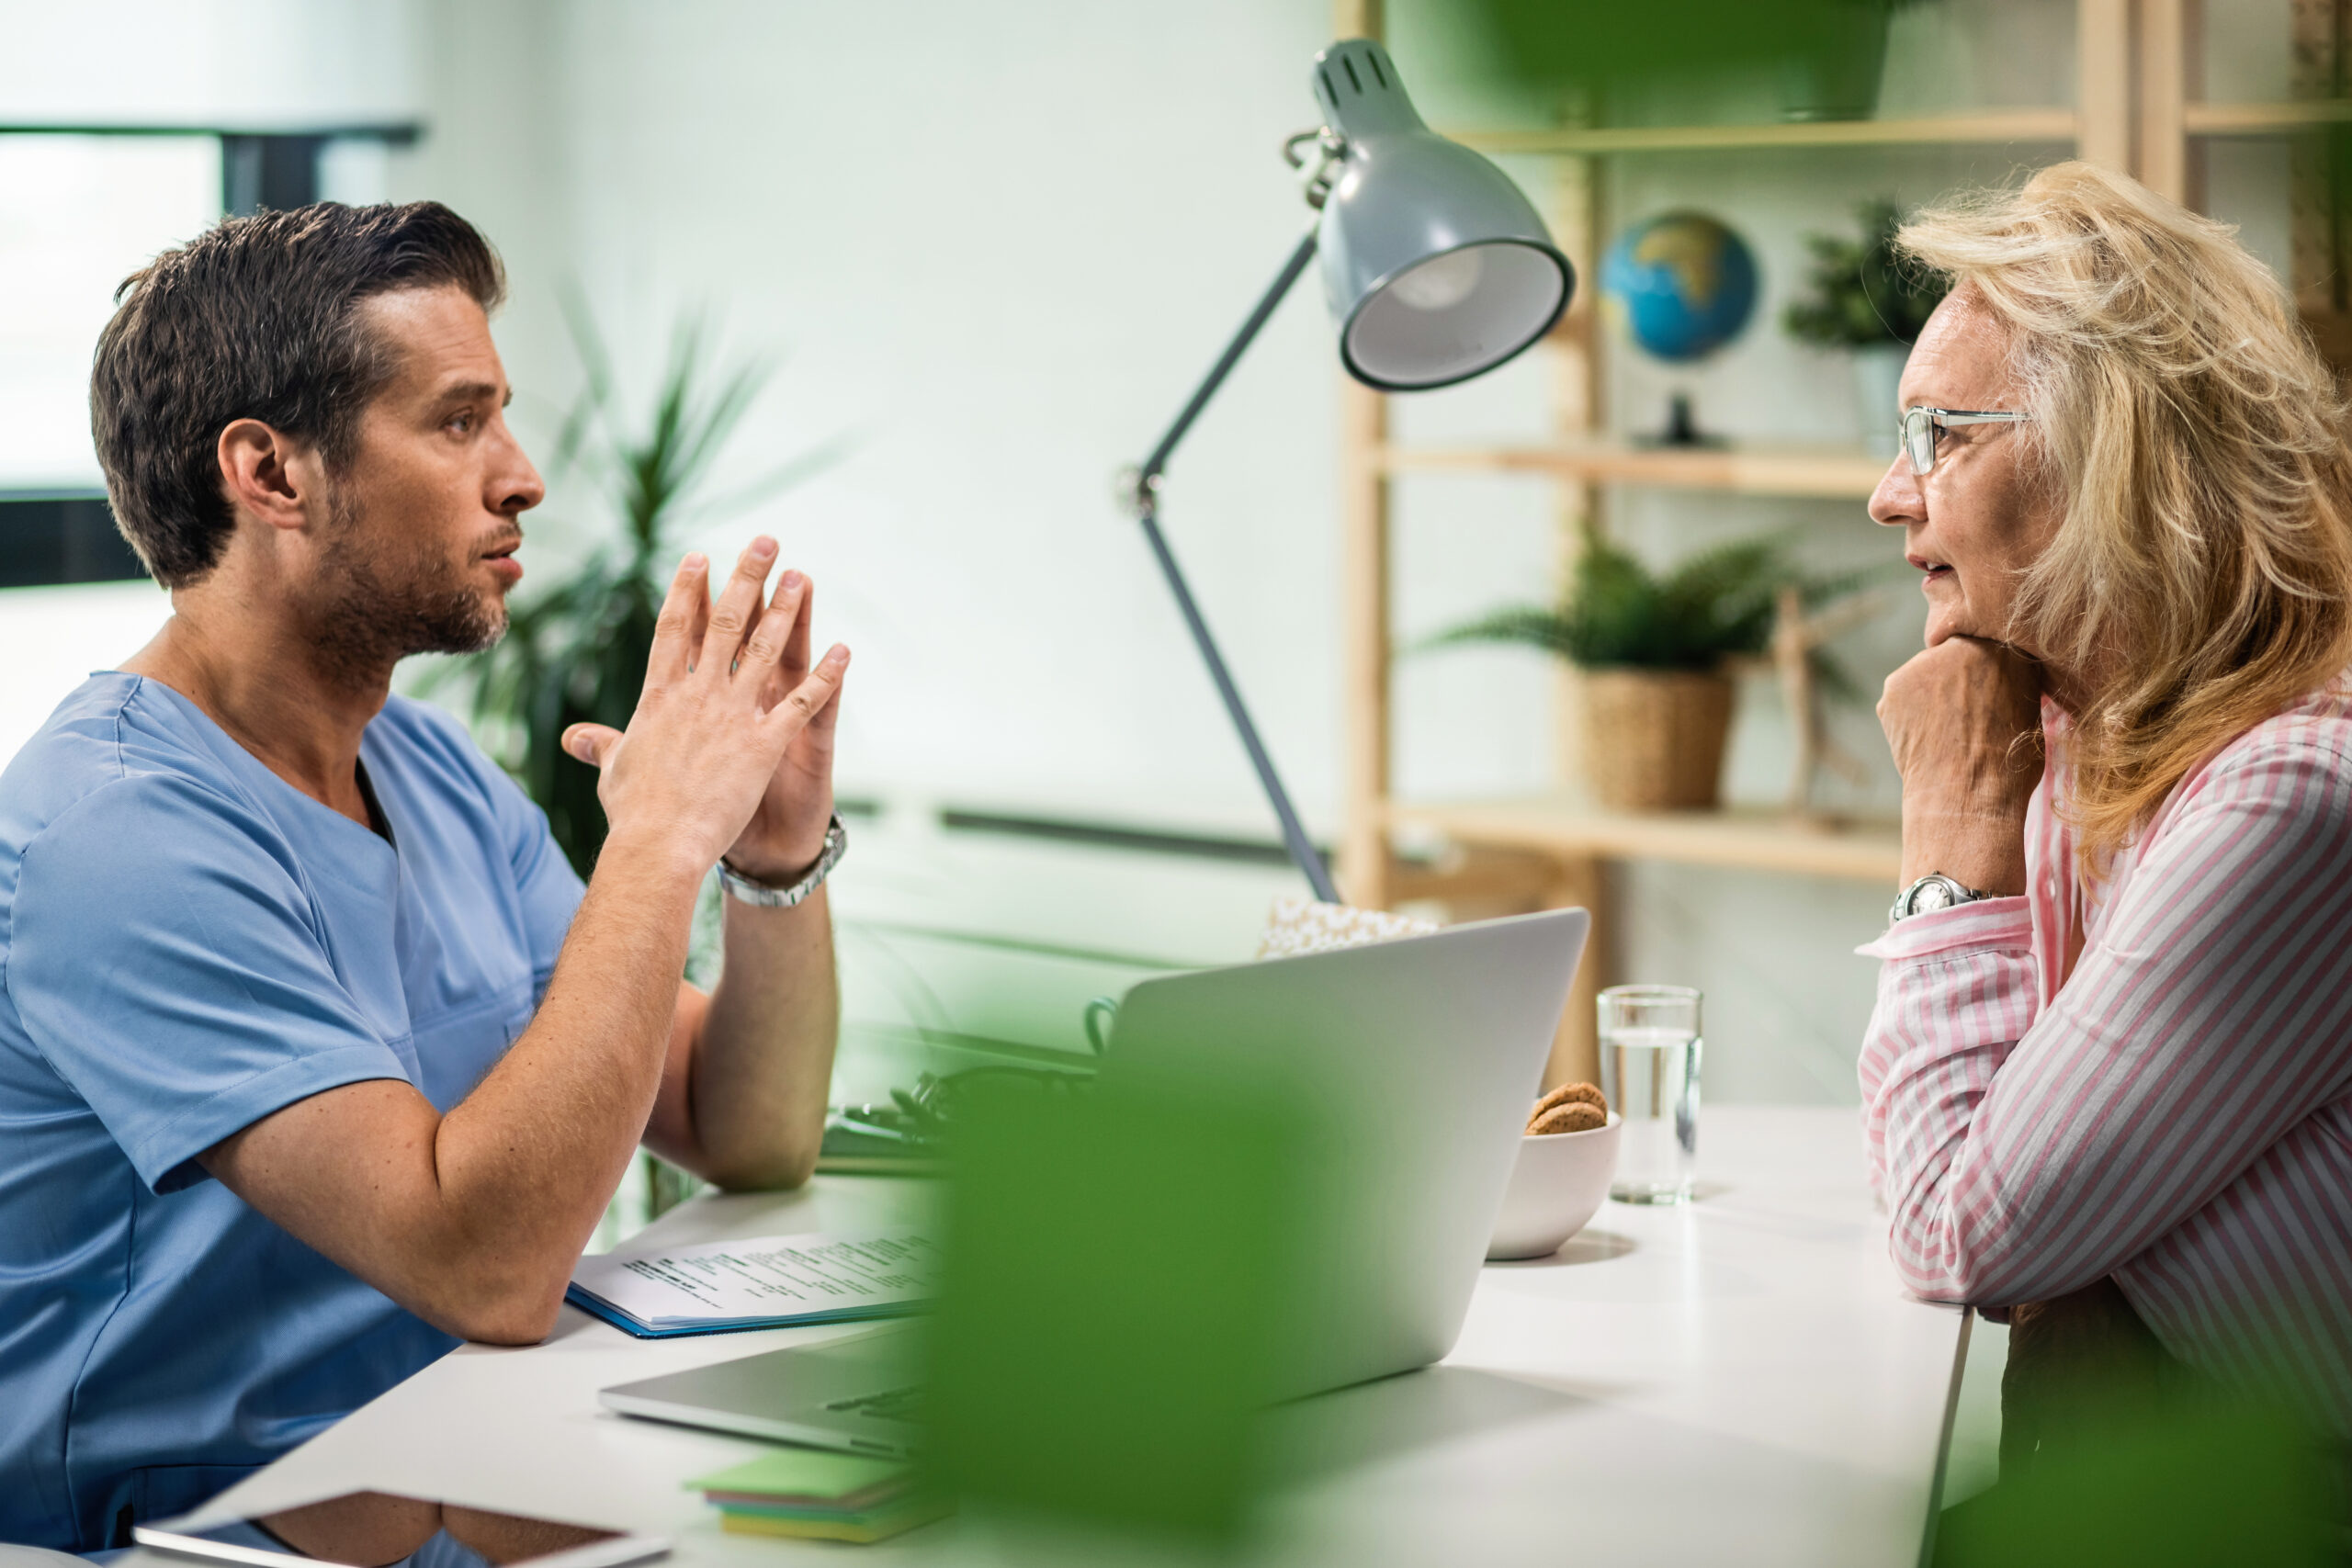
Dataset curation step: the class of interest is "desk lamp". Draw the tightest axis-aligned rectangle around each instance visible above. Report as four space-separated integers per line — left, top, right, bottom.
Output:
1123 39 1574 904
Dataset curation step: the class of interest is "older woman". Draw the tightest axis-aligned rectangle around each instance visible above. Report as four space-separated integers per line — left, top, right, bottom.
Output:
1860 161 2352 1439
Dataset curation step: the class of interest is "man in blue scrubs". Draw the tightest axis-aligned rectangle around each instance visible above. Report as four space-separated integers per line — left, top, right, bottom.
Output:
0 202 852 1550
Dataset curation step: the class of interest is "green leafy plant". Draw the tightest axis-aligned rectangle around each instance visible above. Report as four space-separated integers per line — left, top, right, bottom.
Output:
1427 525 1885 700
443 298 836 879
1783 197 1950 349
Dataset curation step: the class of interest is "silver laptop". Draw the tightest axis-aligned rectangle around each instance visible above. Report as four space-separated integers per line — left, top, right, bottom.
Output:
597 907 1588 1452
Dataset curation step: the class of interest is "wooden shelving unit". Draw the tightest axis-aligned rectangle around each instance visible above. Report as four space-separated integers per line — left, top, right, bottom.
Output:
1336 0 2333 1088
1389 800 1902 885
1379 441 1886 499
2184 100 2352 136
1450 108 2078 158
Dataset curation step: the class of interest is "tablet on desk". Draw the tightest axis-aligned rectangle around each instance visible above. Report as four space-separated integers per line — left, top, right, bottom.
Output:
134 1490 667 1568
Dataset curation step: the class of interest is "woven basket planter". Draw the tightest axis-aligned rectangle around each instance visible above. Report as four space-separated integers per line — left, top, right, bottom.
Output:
1579 668 1735 812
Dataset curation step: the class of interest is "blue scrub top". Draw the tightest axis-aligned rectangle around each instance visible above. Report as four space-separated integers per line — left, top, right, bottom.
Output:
0 674 585 1551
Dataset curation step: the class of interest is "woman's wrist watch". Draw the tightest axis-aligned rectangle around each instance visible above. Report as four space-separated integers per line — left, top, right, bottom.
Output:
718 813 848 908
1889 872 1997 925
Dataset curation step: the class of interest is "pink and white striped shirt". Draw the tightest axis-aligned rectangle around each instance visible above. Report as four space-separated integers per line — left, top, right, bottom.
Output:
1859 678 2352 1431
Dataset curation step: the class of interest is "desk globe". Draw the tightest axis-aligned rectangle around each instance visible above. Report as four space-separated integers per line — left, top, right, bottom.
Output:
1601 210 1758 360
1600 210 1758 445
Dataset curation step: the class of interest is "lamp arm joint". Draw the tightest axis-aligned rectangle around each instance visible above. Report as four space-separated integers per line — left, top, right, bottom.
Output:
1282 127 1349 209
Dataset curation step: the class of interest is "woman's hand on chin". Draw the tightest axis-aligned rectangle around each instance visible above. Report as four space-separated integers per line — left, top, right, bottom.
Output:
1879 637 2046 895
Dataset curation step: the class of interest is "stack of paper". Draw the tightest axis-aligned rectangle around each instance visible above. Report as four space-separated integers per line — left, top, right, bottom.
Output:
568 1230 940 1337
689 1450 950 1544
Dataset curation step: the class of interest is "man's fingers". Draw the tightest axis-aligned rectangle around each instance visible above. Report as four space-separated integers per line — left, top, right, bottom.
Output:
742 570 808 685
684 559 712 669
698 536 777 677
647 554 707 685
802 664 843 737
800 650 845 740
761 645 850 744
562 723 625 768
780 572 813 681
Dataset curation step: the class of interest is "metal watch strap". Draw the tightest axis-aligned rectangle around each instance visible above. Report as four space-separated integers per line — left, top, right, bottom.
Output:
1888 872 1996 926
718 812 847 908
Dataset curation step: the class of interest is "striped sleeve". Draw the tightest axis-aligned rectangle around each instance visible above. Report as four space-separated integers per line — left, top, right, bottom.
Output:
1859 735 2352 1307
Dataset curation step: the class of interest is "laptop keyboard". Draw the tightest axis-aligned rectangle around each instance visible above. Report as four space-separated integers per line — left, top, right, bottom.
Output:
824 1383 925 1424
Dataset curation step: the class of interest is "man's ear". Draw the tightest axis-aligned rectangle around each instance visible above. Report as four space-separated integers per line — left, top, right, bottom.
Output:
217 418 324 534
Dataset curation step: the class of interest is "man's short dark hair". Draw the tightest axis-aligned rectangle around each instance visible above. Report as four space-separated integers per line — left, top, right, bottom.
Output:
90 201 506 588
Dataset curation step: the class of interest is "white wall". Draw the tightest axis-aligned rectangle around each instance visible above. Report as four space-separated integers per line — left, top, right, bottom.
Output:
0 0 424 692
0 582 174 766
3 0 2307 1104
0 1 426 129
0 136 222 489
396 0 1353 834
371 0 2307 1105
390 0 2139 840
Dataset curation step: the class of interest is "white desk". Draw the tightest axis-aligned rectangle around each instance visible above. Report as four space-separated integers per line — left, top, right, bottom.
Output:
150 1107 1966 1568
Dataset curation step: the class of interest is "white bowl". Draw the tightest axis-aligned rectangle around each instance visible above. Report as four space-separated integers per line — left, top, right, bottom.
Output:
1486 1112 1621 1260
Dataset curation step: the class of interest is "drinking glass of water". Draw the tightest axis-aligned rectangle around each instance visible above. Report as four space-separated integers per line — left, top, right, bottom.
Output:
1598 985 1702 1204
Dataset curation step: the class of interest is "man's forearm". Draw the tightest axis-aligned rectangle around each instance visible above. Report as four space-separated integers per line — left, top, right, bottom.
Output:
202 826 712 1345
683 887 840 1188
425 829 707 1322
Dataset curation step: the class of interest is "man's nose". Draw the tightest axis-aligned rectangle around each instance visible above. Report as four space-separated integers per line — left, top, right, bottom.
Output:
493 434 546 516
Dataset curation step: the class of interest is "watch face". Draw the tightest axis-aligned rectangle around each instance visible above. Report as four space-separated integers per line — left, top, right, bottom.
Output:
1915 879 1958 914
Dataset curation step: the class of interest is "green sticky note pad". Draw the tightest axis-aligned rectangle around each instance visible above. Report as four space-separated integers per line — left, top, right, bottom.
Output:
687 1448 910 1501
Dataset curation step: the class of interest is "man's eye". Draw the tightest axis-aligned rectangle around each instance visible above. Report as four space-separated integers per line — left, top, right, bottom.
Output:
447 411 475 434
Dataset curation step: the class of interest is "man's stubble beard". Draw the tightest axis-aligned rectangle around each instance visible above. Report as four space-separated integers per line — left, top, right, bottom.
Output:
309 479 511 690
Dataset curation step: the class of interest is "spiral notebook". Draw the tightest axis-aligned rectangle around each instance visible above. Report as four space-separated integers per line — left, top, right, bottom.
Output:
568 1229 942 1337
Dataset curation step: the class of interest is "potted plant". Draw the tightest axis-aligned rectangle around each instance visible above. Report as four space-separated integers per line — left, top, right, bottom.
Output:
1451 1 1937 125
1783 198 1949 456
1427 527 1875 813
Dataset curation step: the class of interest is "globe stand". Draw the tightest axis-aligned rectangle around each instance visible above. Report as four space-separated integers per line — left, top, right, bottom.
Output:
1601 209 1756 454
1636 391 1727 450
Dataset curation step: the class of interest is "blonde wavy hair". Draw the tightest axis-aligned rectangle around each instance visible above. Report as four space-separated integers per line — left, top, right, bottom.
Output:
1898 161 2352 872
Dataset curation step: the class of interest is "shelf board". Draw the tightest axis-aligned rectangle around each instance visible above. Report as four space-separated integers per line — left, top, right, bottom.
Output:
2185 100 2352 136
1443 108 2076 157
1386 798 1903 885
1379 442 1887 500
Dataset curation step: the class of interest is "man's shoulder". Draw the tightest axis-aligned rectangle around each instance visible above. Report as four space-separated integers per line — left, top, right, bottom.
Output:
0 674 260 859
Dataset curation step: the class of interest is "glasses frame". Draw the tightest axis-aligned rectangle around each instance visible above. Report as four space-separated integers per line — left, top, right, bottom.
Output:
1901 405 2028 476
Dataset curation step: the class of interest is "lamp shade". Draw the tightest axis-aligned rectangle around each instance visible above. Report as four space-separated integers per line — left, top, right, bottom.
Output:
1311 39 1574 391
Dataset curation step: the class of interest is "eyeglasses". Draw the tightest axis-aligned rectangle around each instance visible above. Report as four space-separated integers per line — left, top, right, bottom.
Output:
1901 406 2028 476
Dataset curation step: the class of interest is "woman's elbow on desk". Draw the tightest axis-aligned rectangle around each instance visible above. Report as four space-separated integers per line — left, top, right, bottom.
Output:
1880 1176 2008 1304
1878 1155 2109 1309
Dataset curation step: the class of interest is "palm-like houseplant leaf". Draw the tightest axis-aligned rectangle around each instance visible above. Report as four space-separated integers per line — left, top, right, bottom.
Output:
1426 524 1892 699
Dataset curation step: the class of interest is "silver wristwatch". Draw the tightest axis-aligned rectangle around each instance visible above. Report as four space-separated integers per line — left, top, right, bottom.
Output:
1889 872 1996 925
718 813 848 908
